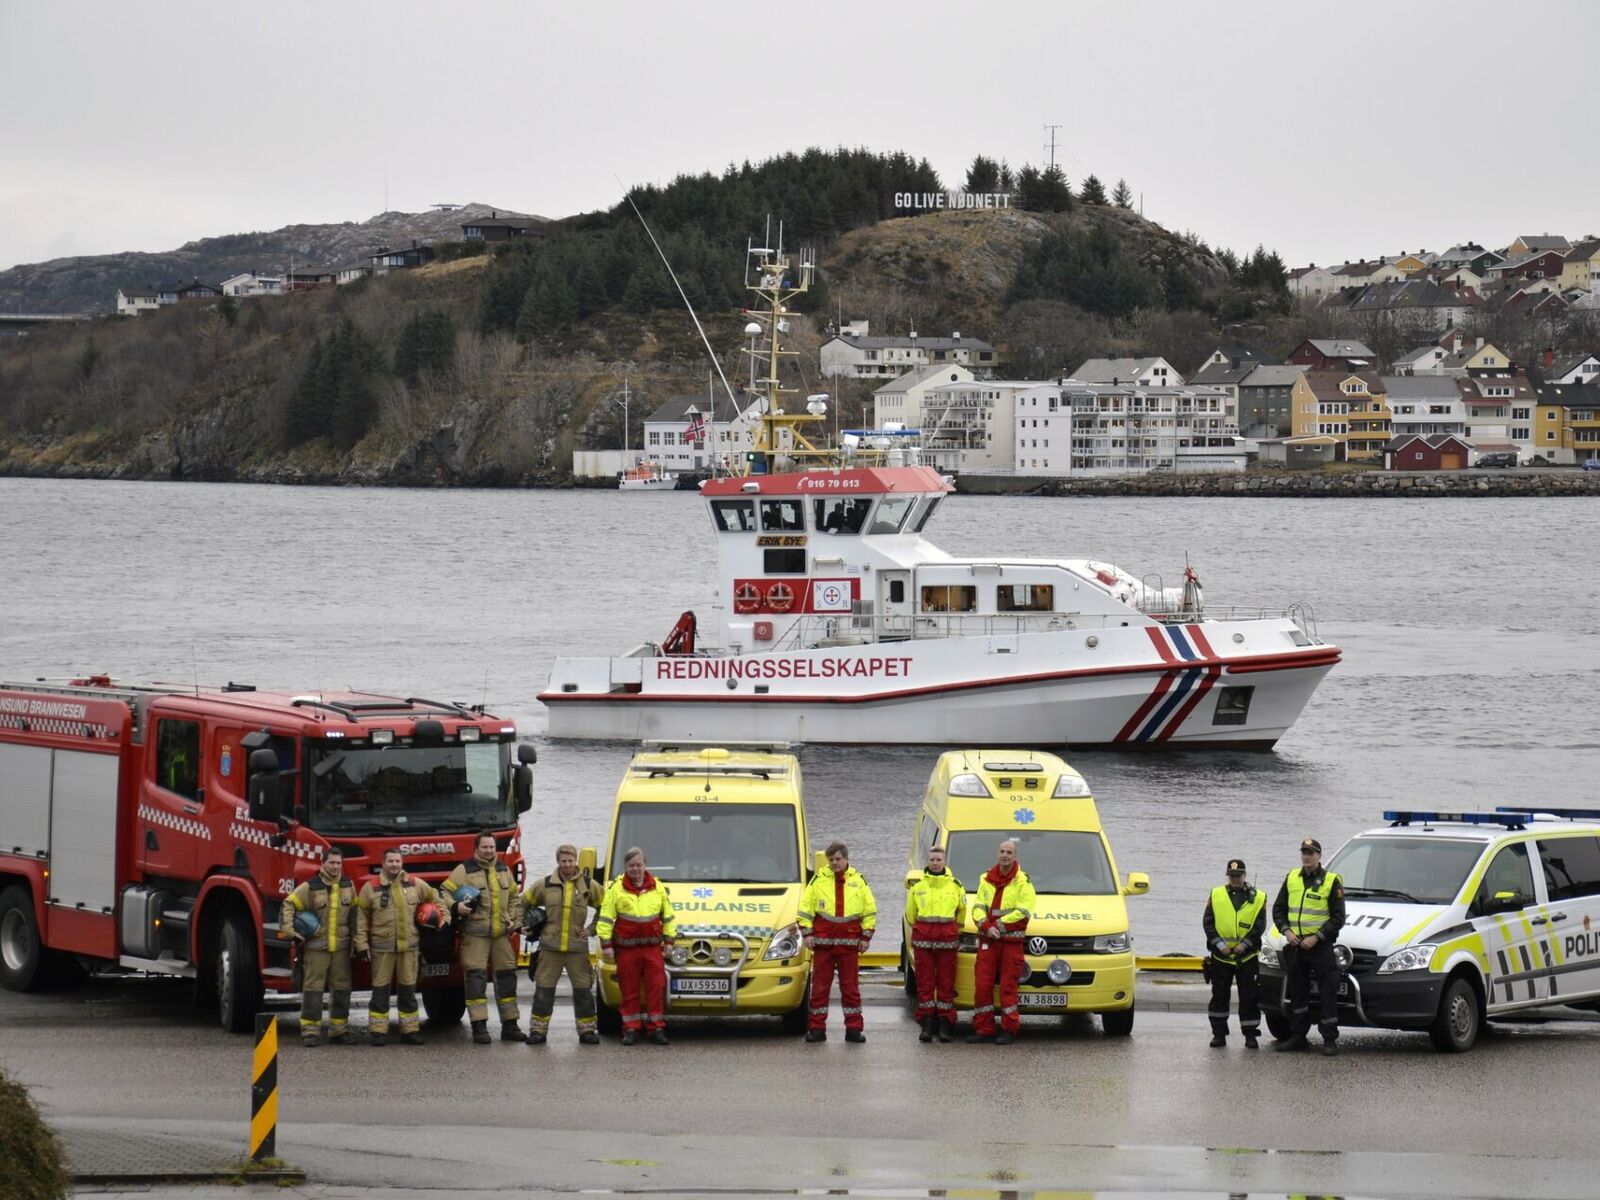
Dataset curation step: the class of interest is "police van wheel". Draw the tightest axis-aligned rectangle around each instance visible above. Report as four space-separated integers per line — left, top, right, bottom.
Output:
422 985 467 1027
1428 976 1481 1053
1263 1010 1291 1041
1100 1005 1135 1037
0 886 46 993
216 913 262 1034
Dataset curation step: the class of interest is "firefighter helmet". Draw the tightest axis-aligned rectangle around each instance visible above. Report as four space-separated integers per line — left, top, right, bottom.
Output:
453 885 482 912
414 901 446 930
292 910 321 939
523 905 548 939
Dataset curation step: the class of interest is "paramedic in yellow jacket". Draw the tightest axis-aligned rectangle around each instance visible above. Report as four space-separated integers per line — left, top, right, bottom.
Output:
355 848 445 1046
280 847 358 1047
798 840 877 1044
523 843 605 1046
906 844 966 1042
966 839 1036 1045
597 847 677 1046
440 831 525 1044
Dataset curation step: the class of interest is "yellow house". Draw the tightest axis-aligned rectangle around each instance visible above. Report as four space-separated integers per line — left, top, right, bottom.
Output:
1505 234 1569 259
1535 398 1564 460
1293 371 1386 458
1392 253 1429 274
1533 378 1600 464
1444 341 1511 373
1559 238 1600 293
1345 390 1394 461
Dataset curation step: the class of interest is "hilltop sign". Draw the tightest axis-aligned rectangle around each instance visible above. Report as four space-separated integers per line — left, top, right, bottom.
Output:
890 192 1013 213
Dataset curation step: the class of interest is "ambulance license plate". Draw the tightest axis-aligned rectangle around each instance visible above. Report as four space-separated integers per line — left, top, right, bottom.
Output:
1309 980 1349 998
671 977 731 995
419 963 451 978
1019 993 1069 1007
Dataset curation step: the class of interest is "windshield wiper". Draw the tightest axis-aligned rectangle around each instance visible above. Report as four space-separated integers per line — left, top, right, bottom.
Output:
1345 886 1424 903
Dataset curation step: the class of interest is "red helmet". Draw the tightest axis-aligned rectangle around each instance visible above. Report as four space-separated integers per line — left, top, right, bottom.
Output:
415 901 446 930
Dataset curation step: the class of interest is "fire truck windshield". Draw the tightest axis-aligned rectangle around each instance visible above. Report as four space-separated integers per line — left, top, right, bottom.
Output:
306 741 514 834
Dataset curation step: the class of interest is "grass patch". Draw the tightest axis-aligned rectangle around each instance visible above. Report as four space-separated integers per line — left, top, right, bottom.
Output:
0 1067 70 1200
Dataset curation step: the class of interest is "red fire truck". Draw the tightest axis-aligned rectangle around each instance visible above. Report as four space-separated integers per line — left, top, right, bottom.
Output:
0 677 534 1031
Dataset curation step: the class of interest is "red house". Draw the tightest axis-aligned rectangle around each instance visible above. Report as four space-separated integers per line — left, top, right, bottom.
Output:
1288 338 1378 370
1383 434 1472 471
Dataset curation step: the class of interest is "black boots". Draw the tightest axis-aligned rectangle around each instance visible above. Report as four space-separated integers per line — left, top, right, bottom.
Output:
471 1021 492 1044
369 1031 387 1047
525 1031 547 1046
937 1019 954 1043
804 1029 826 1043
1209 1033 1226 1048
649 1030 669 1046
845 1029 865 1044
579 1030 600 1045
919 1017 935 1043
1244 1034 1259 1049
621 1030 640 1046
401 1031 424 1046
501 1022 525 1043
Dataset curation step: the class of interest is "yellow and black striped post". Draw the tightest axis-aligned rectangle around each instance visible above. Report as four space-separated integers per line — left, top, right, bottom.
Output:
250 1013 278 1162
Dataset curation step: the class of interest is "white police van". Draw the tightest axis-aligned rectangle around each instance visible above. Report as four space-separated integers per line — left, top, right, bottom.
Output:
1259 808 1600 1051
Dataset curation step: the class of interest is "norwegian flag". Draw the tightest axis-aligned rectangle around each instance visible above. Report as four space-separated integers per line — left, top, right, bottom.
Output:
685 412 707 444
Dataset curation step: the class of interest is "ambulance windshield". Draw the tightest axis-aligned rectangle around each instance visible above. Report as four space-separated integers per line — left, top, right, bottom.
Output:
947 830 1117 896
609 802 800 883
306 741 513 834
1329 836 1484 905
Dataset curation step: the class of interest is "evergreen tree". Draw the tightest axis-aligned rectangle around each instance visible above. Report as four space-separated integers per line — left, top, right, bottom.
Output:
573 255 608 316
394 309 455 382
964 155 1000 192
1034 164 1074 212
998 160 1015 192
1112 178 1133 209
328 318 380 449
1079 174 1108 205
1015 164 1041 210
286 337 327 446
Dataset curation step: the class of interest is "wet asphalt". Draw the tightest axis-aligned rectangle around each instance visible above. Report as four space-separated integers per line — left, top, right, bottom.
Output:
5 975 1600 1199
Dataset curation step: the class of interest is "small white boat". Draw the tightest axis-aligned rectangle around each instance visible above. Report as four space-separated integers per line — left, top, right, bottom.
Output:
618 462 678 491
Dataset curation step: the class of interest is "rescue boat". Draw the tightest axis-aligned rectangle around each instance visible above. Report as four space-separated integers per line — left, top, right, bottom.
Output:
540 229 1339 749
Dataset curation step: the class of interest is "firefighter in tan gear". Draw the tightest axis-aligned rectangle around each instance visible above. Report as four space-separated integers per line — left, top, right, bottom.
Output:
281 846 358 1046
355 848 445 1046
523 843 604 1046
440 831 525 1044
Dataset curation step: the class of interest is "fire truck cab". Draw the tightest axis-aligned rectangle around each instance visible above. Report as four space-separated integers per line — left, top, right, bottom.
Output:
0 677 534 1031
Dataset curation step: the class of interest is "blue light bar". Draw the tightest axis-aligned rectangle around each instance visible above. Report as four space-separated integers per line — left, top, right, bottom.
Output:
1384 810 1531 829
1496 806 1600 821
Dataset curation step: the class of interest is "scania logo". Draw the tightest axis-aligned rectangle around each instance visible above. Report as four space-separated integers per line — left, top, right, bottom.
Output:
1026 936 1049 956
396 842 456 856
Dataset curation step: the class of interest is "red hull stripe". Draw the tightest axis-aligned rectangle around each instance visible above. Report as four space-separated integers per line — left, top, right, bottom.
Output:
539 647 1340 707
1187 625 1216 659
1156 664 1223 741
1145 626 1178 664
1113 670 1179 743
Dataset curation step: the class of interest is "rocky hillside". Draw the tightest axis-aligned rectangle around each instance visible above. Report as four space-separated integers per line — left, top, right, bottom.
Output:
0 203 544 315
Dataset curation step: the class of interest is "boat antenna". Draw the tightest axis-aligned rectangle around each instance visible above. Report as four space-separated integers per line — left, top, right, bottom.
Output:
617 177 741 411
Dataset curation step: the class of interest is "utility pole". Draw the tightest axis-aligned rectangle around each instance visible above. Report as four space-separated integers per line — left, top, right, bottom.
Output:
1043 123 1062 171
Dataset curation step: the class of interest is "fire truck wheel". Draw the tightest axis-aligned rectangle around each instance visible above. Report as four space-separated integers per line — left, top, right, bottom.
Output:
422 985 467 1027
216 912 263 1033
0 886 46 993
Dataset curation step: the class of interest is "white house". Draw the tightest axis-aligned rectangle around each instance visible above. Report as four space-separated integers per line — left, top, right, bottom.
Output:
1454 370 1537 458
337 262 373 286
220 273 284 297
870 363 975 430
918 379 1031 472
1288 265 1340 300
1011 382 1244 476
1383 376 1467 441
641 392 760 473
1546 354 1600 386
820 328 996 379
1067 356 1185 387
116 287 159 316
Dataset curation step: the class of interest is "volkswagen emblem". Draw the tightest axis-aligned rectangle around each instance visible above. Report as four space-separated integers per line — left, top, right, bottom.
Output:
689 938 715 965
1026 936 1048 956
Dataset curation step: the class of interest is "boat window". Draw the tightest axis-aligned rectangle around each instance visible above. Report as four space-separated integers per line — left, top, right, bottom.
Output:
759 499 805 532
997 583 1054 612
764 549 806 574
867 494 916 535
920 584 976 613
813 497 871 535
912 495 943 532
710 500 756 533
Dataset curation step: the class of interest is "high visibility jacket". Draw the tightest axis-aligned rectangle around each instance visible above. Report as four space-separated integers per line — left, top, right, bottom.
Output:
1274 867 1346 940
281 873 357 954
441 856 522 940
973 865 1036 939
798 866 877 946
524 871 604 953
1204 884 1267 963
597 874 677 948
906 870 967 925
354 873 440 955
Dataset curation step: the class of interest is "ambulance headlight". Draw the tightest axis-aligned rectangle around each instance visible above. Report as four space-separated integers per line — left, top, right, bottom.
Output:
1258 942 1280 968
668 946 688 966
712 946 732 967
1092 932 1131 954
948 773 991 797
764 923 802 960
1052 774 1090 797
1377 944 1436 974
1046 959 1073 984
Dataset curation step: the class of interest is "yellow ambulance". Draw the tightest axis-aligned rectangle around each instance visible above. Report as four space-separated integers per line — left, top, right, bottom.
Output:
592 743 812 1033
902 749 1149 1034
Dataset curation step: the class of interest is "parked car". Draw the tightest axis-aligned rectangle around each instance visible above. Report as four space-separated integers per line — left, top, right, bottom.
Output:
1473 451 1517 469
1583 457 1600 471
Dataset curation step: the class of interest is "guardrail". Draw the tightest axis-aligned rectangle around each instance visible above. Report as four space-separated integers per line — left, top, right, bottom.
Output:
519 947 1204 973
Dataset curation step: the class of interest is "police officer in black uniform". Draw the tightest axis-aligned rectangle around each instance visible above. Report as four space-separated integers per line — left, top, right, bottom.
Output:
1271 837 1346 1056
1202 857 1268 1049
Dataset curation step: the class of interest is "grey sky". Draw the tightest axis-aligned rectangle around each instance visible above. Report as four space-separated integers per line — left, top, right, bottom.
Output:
3 0 1596 274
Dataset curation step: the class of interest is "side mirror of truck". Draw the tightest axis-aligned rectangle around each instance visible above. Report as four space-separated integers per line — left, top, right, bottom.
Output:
512 766 533 814
1124 871 1151 896
580 846 598 879
516 742 538 765
247 748 283 823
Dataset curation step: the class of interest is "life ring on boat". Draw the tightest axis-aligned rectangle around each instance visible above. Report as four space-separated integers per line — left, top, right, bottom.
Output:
734 582 762 614
766 582 796 613
1095 569 1118 586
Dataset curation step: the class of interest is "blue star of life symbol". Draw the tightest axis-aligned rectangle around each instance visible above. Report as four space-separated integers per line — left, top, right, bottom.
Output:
692 886 714 898
1013 808 1036 825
